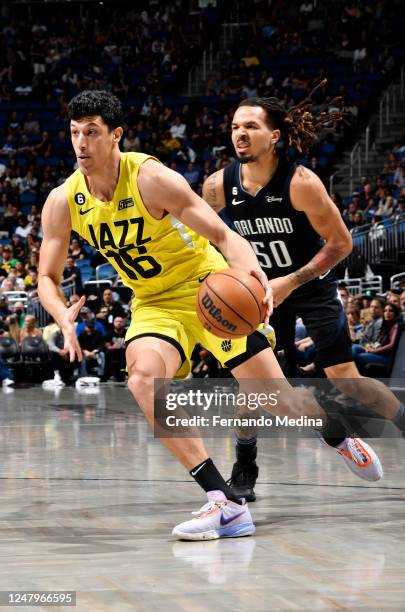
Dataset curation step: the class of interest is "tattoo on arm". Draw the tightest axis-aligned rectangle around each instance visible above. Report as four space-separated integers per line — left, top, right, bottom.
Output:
291 243 345 287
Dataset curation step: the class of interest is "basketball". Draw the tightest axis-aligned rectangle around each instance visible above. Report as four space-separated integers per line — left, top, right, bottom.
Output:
196 269 266 338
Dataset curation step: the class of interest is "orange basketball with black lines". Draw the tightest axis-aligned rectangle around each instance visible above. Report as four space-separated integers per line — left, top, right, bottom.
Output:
196 269 266 339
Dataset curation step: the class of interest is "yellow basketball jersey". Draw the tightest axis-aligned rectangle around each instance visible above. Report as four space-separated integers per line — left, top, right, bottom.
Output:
65 152 223 298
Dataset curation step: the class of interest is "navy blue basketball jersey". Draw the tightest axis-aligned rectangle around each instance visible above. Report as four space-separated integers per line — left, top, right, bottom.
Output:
223 158 336 292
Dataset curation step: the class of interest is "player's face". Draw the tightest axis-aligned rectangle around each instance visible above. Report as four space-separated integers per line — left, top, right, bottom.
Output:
70 116 122 175
231 106 280 164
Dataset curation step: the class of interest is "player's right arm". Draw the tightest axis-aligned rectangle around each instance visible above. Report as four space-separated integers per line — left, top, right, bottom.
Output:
38 185 85 361
202 169 226 213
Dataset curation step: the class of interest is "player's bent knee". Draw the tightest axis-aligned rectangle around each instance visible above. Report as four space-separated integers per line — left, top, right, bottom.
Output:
127 369 155 404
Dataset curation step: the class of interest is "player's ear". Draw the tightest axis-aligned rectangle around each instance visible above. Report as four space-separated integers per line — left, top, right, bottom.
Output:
113 127 123 142
271 129 281 145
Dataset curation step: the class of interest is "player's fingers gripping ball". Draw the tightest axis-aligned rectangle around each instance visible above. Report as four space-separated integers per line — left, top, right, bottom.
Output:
196 269 267 339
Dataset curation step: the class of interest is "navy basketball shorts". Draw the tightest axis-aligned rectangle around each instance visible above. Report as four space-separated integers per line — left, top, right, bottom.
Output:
270 280 353 369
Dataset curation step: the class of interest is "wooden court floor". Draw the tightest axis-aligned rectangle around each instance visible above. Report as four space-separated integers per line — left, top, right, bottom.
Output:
0 385 404 611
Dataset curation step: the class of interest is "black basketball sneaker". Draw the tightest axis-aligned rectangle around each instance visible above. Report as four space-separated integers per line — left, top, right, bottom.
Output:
228 443 259 502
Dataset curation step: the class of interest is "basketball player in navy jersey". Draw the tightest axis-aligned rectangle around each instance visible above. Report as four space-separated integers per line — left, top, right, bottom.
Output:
203 92 405 500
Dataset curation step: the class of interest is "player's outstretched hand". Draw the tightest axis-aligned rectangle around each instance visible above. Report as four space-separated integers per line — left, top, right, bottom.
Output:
269 276 296 308
250 269 273 324
60 295 86 362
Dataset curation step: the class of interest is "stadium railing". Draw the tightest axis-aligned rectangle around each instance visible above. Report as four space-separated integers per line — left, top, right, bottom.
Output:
349 214 405 267
1 290 28 307
27 278 76 328
344 276 384 296
390 272 405 290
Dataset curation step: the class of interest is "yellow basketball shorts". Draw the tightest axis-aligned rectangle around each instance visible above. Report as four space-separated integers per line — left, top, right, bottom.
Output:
125 277 276 378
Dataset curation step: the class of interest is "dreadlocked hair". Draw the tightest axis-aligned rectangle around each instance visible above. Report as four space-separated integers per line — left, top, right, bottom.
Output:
238 80 345 154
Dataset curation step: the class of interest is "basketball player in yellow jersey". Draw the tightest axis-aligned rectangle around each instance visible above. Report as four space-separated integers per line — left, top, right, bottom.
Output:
38 91 382 541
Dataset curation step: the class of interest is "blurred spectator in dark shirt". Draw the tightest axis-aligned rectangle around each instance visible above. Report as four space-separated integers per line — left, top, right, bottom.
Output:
309 156 326 182
95 288 126 331
0 295 12 318
47 327 75 384
1 205 19 236
63 256 82 292
351 210 366 232
26 229 42 253
23 112 40 135
104 316 127 381
78 319 105 378
69 237 86 260
10 234 26 260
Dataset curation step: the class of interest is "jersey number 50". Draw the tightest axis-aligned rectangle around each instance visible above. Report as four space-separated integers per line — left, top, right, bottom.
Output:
251 240 292 269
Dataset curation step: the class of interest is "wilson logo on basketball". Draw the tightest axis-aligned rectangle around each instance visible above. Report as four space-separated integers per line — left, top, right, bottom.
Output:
201 293 237 332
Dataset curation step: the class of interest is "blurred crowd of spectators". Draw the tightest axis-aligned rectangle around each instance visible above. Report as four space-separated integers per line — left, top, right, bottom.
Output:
293 283 405 378
0 286 129 386
0 0 404 386
0 1 221 100
208 0 404 173
0 0 403 225
337 141 405 231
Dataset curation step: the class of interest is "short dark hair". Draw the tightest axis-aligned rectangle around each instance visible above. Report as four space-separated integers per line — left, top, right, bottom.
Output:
370 297 386 309
67 90 124 131
238 97 287 131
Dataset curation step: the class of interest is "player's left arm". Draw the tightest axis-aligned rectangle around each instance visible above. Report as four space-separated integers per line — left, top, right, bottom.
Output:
271 166 352 306
138 160 272 320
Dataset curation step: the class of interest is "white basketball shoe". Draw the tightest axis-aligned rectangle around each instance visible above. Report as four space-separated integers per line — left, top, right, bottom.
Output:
320 435 383 482
172 490 255 541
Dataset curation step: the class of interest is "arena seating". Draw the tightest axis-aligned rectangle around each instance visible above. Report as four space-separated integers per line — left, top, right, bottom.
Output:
0 0 404 383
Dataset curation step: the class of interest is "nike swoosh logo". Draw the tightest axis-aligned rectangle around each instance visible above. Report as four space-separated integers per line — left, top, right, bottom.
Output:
220 510 245 526
198 273 210 283
190 462 206 476
79 208 95 216
232 198 245 205
319 270 331 279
